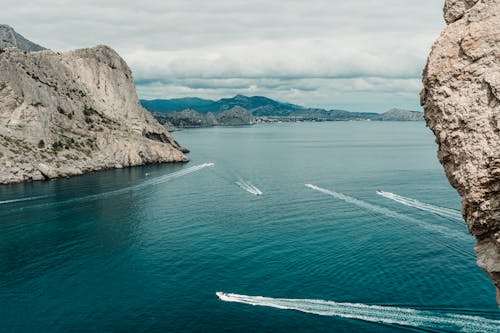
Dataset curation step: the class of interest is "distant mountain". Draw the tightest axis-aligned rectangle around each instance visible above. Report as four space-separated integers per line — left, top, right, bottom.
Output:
141 94 304 116
217 94 304 116
0 24 46 52
153 106 254 128
216 106 254 125
141 95 423 124
373 108 424 121
141 97 216 114
141 95 374 119
155 109 218 128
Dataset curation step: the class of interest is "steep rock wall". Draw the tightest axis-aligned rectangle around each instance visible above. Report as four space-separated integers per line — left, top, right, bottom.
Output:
0 45 188 184
421 0 500 305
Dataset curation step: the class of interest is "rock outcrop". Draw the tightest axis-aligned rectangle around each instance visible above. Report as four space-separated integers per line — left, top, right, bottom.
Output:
0 25 46 52
216 106 254 125
158 109 218 128
421 0 500 305
153 106 254 128
0 33 188 184
372 108 424 121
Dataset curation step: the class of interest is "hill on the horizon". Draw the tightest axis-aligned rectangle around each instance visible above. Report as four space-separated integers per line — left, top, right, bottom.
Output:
141 95 422 121
372 108 424 121
141 95 308 116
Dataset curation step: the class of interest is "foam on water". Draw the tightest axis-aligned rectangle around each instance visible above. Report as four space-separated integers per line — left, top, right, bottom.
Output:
216 292 500 333
236 179 263 196
70 162 215 202
3 163 215 212
304 184 466 240
0 195 53 205
377 190 463 221
304 184 472 257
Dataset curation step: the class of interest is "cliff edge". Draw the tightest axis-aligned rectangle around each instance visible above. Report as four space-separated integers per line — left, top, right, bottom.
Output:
421 0 500 305
0 24 46 52
0 29 188 184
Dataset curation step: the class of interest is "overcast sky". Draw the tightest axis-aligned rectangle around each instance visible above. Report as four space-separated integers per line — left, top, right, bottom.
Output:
0 0 445 112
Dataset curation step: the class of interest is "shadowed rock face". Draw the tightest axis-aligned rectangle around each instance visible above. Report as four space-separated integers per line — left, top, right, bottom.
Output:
0 24 46 52
216 106 254 125
0 40 188 184
153 106 254 128
421 0 500 305
372 108 424 121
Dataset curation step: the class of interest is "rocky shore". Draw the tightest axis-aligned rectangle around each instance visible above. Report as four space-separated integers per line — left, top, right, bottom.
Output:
0 26 187 184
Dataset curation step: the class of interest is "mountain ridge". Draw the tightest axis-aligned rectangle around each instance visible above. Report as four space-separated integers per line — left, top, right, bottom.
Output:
141 95 423 123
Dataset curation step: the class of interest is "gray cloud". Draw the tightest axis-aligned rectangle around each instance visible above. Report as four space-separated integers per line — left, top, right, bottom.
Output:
0 0 445 112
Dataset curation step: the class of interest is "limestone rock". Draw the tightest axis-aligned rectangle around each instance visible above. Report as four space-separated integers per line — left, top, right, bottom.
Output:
421 0 500 305
0 31 188 184
372 108 424 121
216 106 254 125
160 109 218 128
153 106 254 128
0 24 46 52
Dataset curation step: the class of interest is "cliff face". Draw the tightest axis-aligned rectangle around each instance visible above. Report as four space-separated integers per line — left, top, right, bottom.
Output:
159 109 218 128
0 25 46 52
421 0 500 305
154 106 254 128
372 108 424 121
216 106 254 126
0 44 188 184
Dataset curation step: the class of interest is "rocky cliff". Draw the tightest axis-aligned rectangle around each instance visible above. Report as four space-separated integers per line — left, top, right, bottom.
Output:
0 25 46 52
157 109 218 128
421 0 500 305
372 108 424 121
216 106 254 125
153 106 254 128
0 32 187 184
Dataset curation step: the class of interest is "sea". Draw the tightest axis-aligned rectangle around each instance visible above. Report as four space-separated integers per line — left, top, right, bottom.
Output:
1 122 499 332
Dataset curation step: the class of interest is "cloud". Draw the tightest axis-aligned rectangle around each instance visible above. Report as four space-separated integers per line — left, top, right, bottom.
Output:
125 36 427 81
0 0 446 112
136 77 423 112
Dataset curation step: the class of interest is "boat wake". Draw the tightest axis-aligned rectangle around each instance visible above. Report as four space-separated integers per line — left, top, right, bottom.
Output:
236 179 263 196
304 184 466 239
140 163 215 188
216 292 500 333
3 163 215 211
0 195 53 205
304 184 472 257
377 190 462 221
71 162 216 202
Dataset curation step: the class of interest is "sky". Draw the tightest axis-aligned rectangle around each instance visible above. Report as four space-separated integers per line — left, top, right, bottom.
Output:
0 0 446 112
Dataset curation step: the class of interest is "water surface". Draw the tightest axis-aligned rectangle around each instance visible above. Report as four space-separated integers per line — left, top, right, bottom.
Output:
0 122 498 332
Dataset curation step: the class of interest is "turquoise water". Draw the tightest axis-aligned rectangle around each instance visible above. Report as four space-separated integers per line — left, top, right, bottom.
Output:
0 122 499 332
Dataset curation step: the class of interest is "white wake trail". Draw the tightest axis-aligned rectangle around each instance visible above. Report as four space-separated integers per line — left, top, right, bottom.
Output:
305 184 470 244
377 190 463 221
216 293 500 333
142 163 215 188
82 162 215 200
6 163 215 211
236 180 263 196
248 183 263 195
0 195 53 205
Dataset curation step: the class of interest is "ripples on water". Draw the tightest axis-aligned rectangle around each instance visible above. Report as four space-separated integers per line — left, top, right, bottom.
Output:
0 122 498 332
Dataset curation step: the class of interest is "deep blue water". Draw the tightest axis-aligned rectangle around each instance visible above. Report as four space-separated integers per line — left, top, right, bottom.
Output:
0 122 499 332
